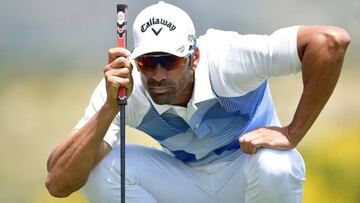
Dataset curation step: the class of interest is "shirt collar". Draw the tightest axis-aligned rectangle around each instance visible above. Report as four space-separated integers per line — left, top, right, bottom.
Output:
145 60 216 114
145 91 173 115
191 59 217 105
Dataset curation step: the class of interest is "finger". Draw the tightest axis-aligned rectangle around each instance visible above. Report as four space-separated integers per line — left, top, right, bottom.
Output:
103 59 132 76
239 130 262 145
247 138 265 150
240 142 257 154
105 67 131 79
105 67 132 83
106 74 132 90
239 136 257 154
108 48 131 64
110 56 132 69
241 130 263 141
239 132 264 154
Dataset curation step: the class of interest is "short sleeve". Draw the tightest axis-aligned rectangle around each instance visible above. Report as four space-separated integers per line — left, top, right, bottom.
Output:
200 26 302 97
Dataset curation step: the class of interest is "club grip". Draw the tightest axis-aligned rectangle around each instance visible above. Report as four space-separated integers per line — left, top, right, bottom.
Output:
117 4 128 105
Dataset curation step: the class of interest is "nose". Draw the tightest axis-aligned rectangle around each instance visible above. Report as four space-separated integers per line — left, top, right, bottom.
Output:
151 63 167 81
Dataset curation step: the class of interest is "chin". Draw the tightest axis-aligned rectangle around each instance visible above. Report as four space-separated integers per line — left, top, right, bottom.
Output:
150 94 174 105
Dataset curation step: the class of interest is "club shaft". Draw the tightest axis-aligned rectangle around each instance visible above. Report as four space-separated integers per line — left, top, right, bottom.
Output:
117 4 127 203
120 104 126 203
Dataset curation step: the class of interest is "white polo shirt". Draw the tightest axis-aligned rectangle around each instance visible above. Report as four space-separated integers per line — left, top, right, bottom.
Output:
75 26 302 165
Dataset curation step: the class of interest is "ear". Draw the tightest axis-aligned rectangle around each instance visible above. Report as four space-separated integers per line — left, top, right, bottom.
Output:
191 47 200 70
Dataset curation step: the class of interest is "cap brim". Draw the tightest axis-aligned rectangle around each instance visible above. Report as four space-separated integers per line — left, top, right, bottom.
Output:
131 42 191 59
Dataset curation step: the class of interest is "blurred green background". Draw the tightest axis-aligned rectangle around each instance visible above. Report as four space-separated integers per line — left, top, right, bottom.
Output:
0 0 359 202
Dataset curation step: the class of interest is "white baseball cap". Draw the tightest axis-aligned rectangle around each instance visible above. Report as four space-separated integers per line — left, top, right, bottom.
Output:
132 1 196 58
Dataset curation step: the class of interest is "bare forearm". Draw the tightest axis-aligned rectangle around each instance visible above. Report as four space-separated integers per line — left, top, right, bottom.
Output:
46 102 118 197
287 26 351 145
239 26 350 154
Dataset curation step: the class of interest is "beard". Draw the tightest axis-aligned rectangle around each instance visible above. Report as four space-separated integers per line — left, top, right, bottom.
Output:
146 79 178 105
141 61 195 106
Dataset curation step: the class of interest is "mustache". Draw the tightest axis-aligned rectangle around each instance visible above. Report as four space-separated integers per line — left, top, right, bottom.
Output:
147 79 174 87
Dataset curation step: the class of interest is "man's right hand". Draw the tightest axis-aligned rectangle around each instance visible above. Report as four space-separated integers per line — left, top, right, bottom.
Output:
103 48 134 109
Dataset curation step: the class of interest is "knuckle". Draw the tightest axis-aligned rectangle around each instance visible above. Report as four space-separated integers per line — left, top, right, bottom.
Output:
242 137 250 143
125 78 131 84
108 75 116 83
108 48 117 56
103 64 111 73
113 57 125 68
109 77 120 87
126 61 132 70
104 71 111 78
122 67 131 76
118 56 129 64
106 77 114 84
249 141 258 149
119 77 130 85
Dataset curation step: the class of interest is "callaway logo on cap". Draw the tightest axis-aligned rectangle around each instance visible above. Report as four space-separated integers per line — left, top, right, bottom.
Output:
141 17 177 36
132 1 196 58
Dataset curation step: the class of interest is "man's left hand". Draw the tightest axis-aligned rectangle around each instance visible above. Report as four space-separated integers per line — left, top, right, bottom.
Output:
239 126 297 154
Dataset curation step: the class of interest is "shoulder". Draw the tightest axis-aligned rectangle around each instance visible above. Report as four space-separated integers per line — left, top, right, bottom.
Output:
296 25 351 61
197 29 268 97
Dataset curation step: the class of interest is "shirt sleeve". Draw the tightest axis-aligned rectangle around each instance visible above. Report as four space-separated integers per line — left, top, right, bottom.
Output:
73 79 120 148
202 26 302 97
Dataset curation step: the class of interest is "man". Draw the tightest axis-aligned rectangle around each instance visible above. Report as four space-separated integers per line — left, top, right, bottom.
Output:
46 1 350 203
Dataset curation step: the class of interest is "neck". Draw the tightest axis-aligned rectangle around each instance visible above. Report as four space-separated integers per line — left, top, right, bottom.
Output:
171 74 194 107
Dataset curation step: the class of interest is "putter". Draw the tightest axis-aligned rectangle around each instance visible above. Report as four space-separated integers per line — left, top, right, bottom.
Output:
116 4 128 203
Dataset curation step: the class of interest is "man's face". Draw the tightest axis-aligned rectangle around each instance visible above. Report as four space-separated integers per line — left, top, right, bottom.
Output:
135 53 195 106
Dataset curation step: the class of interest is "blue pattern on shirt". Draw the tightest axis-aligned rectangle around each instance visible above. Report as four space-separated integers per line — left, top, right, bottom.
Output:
135 81 278 163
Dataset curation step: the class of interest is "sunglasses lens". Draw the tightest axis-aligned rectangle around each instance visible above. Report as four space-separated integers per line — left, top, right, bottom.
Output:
162 55 186 70
135 56 155 72
136 54 188 72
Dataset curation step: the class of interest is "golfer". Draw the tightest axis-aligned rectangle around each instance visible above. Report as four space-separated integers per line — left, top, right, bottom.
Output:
46 2 350 203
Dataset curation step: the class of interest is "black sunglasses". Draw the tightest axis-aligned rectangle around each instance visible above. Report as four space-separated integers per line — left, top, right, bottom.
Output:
135 53 191 72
